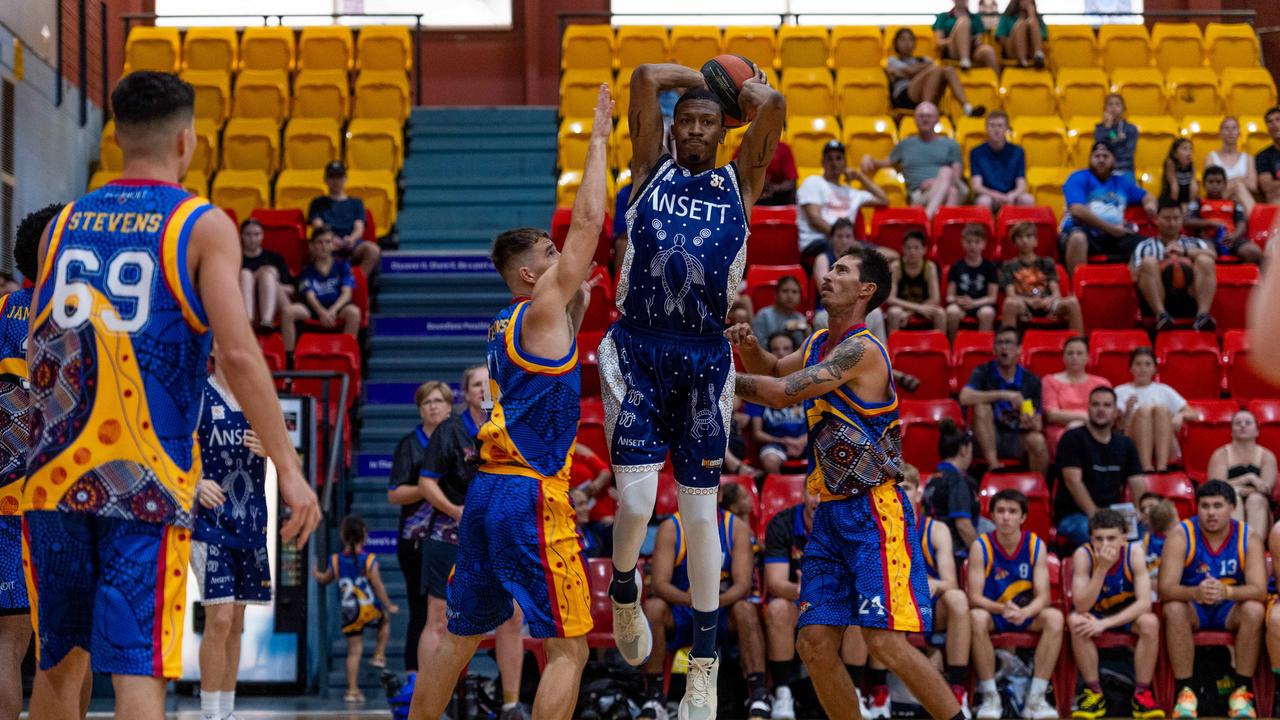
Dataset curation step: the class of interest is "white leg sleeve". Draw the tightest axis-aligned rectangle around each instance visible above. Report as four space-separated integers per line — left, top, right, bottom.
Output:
610 469 658 572
676 490 722 613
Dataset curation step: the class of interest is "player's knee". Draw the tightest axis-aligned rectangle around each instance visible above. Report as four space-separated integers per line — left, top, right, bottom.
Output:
970 607 992 628
1067 232 1087 252
943 588 969 615
1152 404 1172 420
1135 612 1159 638
972 402 993 421
1163 600 1190 623
1240 599 1266 626
545 636 589 668
642 597 668 623
1004 296 1025 313
977 305 996 322
1025 432 1047 453
796 627 839 664
1041 607 1065 634
732 599 759 627
204 608 234 638
766 598 797 628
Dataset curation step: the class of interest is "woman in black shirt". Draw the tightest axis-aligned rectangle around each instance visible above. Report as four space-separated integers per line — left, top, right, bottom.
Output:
240 218 294 330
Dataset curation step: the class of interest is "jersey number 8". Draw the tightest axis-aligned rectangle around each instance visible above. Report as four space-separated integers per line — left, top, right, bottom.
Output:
51 249 154 332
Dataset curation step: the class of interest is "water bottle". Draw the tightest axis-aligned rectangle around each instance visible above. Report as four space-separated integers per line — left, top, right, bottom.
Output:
1213 225 1231 257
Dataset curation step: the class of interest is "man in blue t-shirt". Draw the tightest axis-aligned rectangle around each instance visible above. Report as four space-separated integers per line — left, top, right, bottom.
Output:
1059 142 1156 275
307 161 382 277
970 111 1033 212
280 227 362 359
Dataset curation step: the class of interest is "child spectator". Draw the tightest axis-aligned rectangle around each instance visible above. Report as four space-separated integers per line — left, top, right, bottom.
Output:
967 490 1063 720
1129 199 1218 332
996 0 1047 68
923 418 985 559
944 223 1000 338
308 161 381 277
747 333 809 474
1000 221 1083 333
313 515 399 703
754 276 810 349
1141 496 1178 585
281 226 362 359
572 447 614 559
1186 165 1260 264
885 231 945 332
1095 94 1139 175
729 296 754 327
239 217 293 330
1067 509 1162 719
1161 138 1198 208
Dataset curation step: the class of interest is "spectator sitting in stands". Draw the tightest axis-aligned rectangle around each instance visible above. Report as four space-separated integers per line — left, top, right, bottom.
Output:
812 219 862 294
934 0 1000 72
569 442 615 526
959 326 1049 474
239 217 293 331
885 231 946 332
971 111 1034 212
722 397 758 480
944 223 1000 338
996 0 1047 68
1067 509 1162 720
738 139 798 207
862 102 968 220
968 489 1063 720
1264 521 1280 711
754 275 810 349
923 418 987 559
719 482 754 525
1000 221 1084 333
1185 166 1260 264
1159 480 1266 719
1161 138 1198 209
1255 106 1280 205
1130 198 1218 332
1042 336 1111 455
1206 116 1258 213
1141 496 1177 585
1053 386 1145 548
1060 141 1156 275
882 29 986 118
1094 94 1139 176
308 161 381 278
1207 409 1276 537
747 333 809 475
1116 347 1197 473
640 487 770 720
797 140 888 262
281 226 362 360
729 296 754 326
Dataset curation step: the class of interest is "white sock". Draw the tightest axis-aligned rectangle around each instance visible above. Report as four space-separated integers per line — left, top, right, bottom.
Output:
502 702 518 711
977 679 996 695
610 469 659 574
222 690 236 718
201 691 222 720
1030 677 1049 699
675 490 722 612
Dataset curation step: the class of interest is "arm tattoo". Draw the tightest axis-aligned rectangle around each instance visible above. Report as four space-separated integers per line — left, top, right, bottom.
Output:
735 374 760 399
782 337 867 397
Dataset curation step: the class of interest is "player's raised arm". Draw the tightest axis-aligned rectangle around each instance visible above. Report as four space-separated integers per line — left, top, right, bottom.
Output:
629 63 706 189
732 71 786 214
734 333 876 409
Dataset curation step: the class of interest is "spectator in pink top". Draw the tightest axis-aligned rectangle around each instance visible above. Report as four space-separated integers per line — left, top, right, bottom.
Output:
1043 336 1111 459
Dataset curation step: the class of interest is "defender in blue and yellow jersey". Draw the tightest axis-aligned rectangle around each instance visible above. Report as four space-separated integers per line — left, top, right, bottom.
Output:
20 73 318 712
732 248 964 720
1157 481 1267 717
410 85 611 720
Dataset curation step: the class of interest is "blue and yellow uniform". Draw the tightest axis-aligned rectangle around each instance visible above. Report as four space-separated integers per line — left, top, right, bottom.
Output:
796 325 931 632
1082 543 1137 623
600 155 747 491
667 509 737 648
1143 530 1165 583
190 376 271 606
447 300 592 639
331 551 383 635
977 530 1045 632
0 287 31 615
1178 517 1248 631
21 181 212 678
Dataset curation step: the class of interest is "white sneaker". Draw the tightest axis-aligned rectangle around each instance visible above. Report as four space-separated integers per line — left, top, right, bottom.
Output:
640 698 669 720
772 686 795 720
610 571 651 666
954 689 972 720
678 655 719 720
976 691 1003 720
1022 692 1057 720
856 688 870 719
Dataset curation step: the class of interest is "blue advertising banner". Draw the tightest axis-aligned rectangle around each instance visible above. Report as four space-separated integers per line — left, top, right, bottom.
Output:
372 316 491 337
366 530 399 555
381 254 495 275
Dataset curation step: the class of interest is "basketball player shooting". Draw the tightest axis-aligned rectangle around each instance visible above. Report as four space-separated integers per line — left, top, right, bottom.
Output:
603 57 783 719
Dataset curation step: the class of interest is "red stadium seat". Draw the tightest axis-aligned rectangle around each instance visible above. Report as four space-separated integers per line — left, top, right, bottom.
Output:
996 205 1058 261
888 330 952 399
578 330 604 398
1210 263 1259 333
1021 329 1075 378
654 471 681 517
256 333 287 390
580 265 618 333
250 208 308 277
900 399 964 471
930 206 996 268
746 264 811 312
362 207 377 244
350 266 370 329
1179 399 1238 483
1247 204 1278 251
1124 205 1156 241
586 558 616 648
749 205 804 266
1074 264 1140 331
1155 331 1222 401
1144 472 1196 520
759 474 806 539
1222 330 1280 403
869 206 929 256
293 333 361 409
952 330 995 394
578 397 607 460
1089 329 1151 387
549 207 613 272
1247 399 1280 457
979 472 1052 540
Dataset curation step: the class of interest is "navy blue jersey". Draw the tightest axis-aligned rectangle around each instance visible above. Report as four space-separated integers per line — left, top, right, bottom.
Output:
0 288 31 514
919 514 941 580
671 508 735 593
298 259 355 308
620 155 748 336
194 377 267 549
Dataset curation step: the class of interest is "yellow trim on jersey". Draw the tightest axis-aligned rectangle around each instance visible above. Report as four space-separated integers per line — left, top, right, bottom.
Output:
503 301 578 375
36 203 75 289
159 525 192 679
980 535 995 577
20 519 39 659
538 480 593 637
870 483 925 631
160 197 210 334
477 393 574 484
0 358 28 378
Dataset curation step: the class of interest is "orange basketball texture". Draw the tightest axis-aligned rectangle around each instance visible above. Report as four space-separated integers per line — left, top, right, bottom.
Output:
701 54 758 128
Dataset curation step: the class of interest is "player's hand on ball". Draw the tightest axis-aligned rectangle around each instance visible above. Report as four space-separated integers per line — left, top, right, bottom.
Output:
243 429 266 457
592 84 614 140
197 479 226 509
724 322 758 350
278 467 322 548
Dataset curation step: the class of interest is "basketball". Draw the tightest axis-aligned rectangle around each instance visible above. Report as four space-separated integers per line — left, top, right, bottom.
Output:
700 54 758 127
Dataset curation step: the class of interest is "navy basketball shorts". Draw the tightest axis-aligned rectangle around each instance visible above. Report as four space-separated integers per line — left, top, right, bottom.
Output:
189 540 272 606
0 515 28 614
597 321 734 492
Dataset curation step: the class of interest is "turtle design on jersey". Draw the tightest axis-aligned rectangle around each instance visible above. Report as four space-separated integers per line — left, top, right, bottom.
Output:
647 220 709 317
689 383 720 440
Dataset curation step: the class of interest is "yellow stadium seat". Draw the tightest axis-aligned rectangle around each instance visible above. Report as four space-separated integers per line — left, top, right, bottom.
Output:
182 170 208 198
836 68 889 117
353 71 410 123
1000 69 1055 118
239 27 296 73
1026 168 1070 219
191 119 219 175
797 166 822 184
87 170 120 192
283 118 341 171
274 169 326 216
945 67 999 119
1151 22 1204 73
778 26 829 69
182 70 231 122
356 26 413 72
612 120 632 172
124 26 180 74
556 169 616 209
1099 25 1152 73
1166 68 1222 120
345 118 403 173
560 69 611 120
954 116 988 173
294 70 350 122
558 118 592 171
873 167 906 206
299 26 354 72
182 27 238 73
1066 116 1098 166
222 118 281 173
723 27 776 71
616 27 668 72
1056 68 1109 123
1222 68 1278 119
232 70 289 122
1204 23 1259 73
883 26 936 60
1241 118 1271 156
346 170 398 230
1111 67 1167 116
211 169 270 222
830 26 882 69
899 115 954 138
717 126 749 167
842 116 897 162
1013 116 1069 170
670 27 721 69
614 69 632 119
1181 116 1225 170
99 121 122 172
781 68 835 118
561 24 614 71
786 115 840 167
1131 115 1181 183
1047 25 1097 71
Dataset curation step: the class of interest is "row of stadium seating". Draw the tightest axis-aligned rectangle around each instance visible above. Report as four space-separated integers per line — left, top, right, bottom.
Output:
124 24 413 75
166 68 411 125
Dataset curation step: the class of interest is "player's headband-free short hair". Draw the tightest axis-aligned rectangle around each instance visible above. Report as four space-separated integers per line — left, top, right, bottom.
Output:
990 488 1028 515
111 71 194 129
490 228 549 279
1197 479 1238 507
674 88 724 121
1089 508 1129 535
